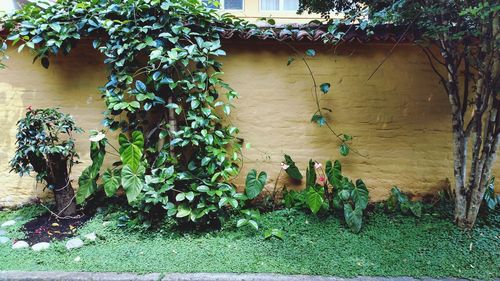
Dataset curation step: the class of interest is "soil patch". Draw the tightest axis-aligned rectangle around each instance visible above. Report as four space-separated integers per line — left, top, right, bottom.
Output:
22 212 92 244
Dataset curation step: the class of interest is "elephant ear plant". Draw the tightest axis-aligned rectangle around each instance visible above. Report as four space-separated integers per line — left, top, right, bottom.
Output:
10 107 82 217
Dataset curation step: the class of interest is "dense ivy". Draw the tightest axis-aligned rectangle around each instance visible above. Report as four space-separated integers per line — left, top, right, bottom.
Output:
2 0 253 223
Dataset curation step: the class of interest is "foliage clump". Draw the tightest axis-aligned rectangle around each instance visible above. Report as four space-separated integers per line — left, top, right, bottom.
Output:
10 108 81 216
2 0 251 224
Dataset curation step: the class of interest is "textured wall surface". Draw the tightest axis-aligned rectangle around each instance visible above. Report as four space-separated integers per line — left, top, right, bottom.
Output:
0 40 497 207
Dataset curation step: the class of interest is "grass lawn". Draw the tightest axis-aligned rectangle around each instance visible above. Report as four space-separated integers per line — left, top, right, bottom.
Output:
0 205 498 279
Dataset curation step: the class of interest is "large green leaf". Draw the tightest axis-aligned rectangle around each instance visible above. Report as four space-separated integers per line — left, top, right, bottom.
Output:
351 179 369 209
76 140 106 204
102 169 120 197
326 160 342 188
306 160 316 188
344 204 363 233
76 166 98 204
283 154 303 180
306 187 324 214
119 131 144 172
121 164 145 203
245 169 267 199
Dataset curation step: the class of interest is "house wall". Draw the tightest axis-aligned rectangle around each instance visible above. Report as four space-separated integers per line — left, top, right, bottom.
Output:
0 39 497 207
221 0 324 24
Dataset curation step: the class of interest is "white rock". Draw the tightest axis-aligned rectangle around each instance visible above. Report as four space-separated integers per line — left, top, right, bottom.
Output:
74 256 81 262
66 238 84 250
12 241 29 249
84 232 96 241
32 242 50 252
1 220 16 227
0 237 10 244
0 230 6 235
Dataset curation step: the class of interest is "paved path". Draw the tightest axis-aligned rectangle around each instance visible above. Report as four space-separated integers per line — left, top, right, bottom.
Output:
0 272 480 281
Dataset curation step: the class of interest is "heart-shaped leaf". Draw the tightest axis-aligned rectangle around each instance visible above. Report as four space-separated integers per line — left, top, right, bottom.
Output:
351 179 369 209
245 169 267 199
320 83 331 94
102 169 120 197
119 131 144 172
344 204 363 233
326 160 342 188
306 187 324 214
121 164 145 203
283 154 303 180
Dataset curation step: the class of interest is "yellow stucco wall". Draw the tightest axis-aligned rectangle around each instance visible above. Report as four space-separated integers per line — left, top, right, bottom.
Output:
0 40 497 207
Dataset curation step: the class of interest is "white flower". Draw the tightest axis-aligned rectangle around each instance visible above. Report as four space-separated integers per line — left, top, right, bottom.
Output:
74 256 81 262
89 132 106 142
314 162 322 170
280 162 290 170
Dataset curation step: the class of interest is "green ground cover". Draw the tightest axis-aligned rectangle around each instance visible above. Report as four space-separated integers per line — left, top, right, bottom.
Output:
0 205 498 279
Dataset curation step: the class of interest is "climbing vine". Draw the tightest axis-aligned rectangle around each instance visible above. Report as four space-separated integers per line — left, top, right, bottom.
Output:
1 0 364 226
1 0 253 224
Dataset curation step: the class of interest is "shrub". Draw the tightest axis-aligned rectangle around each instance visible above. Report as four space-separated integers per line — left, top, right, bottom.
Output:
10 107 82 217
386 186 423 218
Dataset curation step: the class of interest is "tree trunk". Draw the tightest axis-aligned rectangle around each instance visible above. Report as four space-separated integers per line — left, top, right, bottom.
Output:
48 154 77 217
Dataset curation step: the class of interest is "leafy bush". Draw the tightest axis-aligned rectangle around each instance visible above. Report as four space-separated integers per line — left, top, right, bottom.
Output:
282 156 369 233
386 186 423 218
2 0 252 224
10 108 81 216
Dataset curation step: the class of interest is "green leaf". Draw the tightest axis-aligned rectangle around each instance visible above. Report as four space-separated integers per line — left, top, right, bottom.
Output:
344 204 363 233
245 169 267 199
339 143 350 156
283 154 303 180
326 160 342 188
176 204 191 218
121 164 145 203
311 114 326 126
76 140 106 204
76 166 98 204
352 179 369 209
197 185 210 192
236 218 247 227
49 23 62 33
119 131 144 172
248 220 259 230
306 160 317 188
306 187 324 214
135 80 147 93
320 83 331 94
263 228 284 240
102 169 120 197
305 49 316 57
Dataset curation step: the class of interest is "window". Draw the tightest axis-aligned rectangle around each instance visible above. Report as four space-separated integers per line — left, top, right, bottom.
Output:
261 0 299 11
202 0 243 10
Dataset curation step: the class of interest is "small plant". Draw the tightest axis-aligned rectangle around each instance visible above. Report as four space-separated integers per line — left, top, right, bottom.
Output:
281 157 369 233
482 177 499 212
263 228 284 240
386 186 423 218
329 160 369 233
10 107 82 217
237 209 260 230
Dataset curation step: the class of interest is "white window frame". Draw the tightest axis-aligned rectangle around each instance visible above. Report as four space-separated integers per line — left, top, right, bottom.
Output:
204 0 244 11
260 0 299 12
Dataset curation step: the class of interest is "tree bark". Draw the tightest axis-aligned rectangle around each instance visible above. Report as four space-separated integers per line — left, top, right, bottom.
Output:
48 154 77 217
